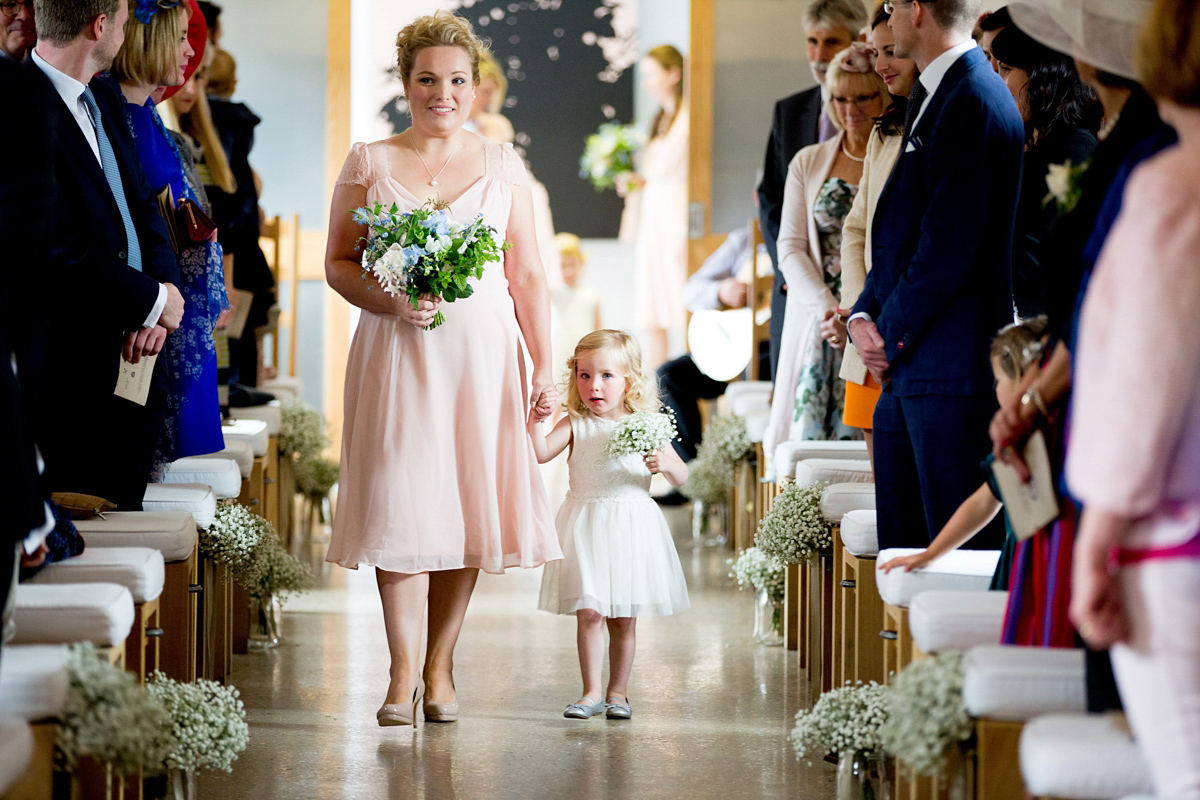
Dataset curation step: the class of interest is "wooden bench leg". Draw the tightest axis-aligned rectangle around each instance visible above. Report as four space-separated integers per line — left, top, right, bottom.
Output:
976 718 1025 800
158 552 198 683
2 722 55 800
123 598 158 685
784 564 802 653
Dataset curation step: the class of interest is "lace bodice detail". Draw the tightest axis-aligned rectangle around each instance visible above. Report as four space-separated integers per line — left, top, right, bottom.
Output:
567 415 653 502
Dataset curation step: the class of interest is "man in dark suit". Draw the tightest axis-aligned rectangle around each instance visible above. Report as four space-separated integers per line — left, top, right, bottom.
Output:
848 0 1024 551
25 0 184 510
757 0 868 378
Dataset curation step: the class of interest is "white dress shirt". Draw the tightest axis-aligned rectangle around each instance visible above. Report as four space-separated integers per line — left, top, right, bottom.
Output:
32 49 168 329
847 39 978 332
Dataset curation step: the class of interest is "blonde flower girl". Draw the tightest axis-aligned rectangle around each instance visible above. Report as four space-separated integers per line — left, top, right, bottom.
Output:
527 330 691 720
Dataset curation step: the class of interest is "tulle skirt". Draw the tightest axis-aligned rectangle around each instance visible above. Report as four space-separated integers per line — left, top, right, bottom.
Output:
538 494 690 618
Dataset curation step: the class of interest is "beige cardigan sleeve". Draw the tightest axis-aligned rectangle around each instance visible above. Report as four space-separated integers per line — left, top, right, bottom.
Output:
777 147 838 313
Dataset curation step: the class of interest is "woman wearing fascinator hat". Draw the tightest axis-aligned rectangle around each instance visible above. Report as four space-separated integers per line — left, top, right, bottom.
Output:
761 42 884 466
102 0 230 473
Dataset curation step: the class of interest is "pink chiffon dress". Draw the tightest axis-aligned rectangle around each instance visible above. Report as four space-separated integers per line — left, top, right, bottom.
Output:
325 136 561 575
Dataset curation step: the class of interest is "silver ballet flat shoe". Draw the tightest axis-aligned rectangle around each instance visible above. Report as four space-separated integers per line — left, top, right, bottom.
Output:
605 697 631 720
563 698 606 719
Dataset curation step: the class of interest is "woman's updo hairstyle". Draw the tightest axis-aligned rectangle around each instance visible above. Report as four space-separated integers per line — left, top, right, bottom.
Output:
395 11 485 88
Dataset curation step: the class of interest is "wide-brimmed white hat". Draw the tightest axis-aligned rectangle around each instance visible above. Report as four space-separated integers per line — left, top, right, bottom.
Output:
981 0 1152 80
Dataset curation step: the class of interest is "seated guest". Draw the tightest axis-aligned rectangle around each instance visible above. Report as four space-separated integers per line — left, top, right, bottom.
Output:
837 5 919 468
991 25 1102 319
1068 3 1200 794
108 0 227 470
26 0 184 510
763 43 885 462
0 0 35 62
657 225 766 464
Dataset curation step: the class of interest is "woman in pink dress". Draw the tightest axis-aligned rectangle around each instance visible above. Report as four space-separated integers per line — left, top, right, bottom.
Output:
324 11 560 727
620 45 688 368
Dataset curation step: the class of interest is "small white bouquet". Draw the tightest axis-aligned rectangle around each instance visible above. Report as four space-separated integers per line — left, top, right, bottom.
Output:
352 200 509 330
59 644 176 776
147 673 249 773
246 533 316 602
605 410 679 458
880 652 973 776
199 502 270 590
579 122 644 192
790 682 891 764
729 546 785 605
279 397 328 460
756 480 830 564
703 413 752 464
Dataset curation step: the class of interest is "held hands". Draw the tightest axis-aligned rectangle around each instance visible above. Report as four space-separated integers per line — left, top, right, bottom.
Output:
159 283 185 332
397 294 442 329
530 374 557 422
847 317 889 382
123 325 168 364
820 309 848 350
717 278 749 309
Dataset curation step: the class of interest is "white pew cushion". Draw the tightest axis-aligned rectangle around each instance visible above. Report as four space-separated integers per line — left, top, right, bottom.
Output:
142 483 216 529
0 716 33 794
745 409 771 444
222 418 269 458
842 510 879 557
261 375 302 398
773 440 870 480
212 441 253 479
875 549 1000 608
1020 713 1151 799
909 591 1008 654
795 458 874 488
963 645 1085 720
724 381 771 415
228 400 282 436
0 645 69 721
27 548 165 604
160 457 241 499
822 483 875 522
12 584 135 647
73 511 196 563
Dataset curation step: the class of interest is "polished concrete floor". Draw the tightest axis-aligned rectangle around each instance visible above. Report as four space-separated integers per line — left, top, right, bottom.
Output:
198 505 834 800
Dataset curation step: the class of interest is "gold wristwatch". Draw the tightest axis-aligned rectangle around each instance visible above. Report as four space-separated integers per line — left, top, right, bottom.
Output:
1021 385 1049 418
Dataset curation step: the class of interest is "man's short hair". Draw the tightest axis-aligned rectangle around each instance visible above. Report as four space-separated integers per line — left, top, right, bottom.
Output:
803 0 870 37
977 6 1012 33
925 0 984 35
33 0 120 45
197 1 220 34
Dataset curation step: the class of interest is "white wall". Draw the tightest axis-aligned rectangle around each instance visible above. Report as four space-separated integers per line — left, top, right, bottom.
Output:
633 0 690 130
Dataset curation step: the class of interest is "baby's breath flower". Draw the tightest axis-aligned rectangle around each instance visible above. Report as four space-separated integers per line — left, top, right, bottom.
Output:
199 502 271 590
790 682 891 762
279 398 328 460
605 410 678 458
729 546 786 605
756 481 830 564
147 673 249 773
879 653 973 776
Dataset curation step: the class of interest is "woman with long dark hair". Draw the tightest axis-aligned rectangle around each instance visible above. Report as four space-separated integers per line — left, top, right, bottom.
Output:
991 25 1103 319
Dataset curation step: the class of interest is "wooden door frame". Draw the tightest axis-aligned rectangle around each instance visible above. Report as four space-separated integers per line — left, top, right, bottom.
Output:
688 0 727 275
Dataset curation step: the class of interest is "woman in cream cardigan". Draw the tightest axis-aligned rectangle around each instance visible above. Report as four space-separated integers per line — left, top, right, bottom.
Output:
836 7 920 467
764 43 890 467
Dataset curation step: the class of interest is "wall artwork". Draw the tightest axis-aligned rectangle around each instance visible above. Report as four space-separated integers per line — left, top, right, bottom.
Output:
360 0 638 238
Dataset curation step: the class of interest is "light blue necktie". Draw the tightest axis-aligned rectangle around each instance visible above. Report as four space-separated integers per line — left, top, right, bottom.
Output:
80 87 142 272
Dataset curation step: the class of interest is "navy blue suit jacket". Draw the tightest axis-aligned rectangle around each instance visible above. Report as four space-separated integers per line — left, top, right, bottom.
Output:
853 47 1024 397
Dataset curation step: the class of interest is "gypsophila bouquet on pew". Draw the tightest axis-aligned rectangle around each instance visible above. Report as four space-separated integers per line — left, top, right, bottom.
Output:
790 682 891 765
59 644 176 776
352 199 509 330
729 546 785 605
147 673 249 773
756 480 830 564
679 451 734 506
880 652 972 776
279 397 328 459
295 455 339 500
579 122 643 191
704 413 753 464
246 533 316 602
199 501 270 590
605 409 679 458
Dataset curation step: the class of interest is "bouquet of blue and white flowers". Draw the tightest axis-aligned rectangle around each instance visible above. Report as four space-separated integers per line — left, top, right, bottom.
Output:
579 122 643 192
352 200 509 330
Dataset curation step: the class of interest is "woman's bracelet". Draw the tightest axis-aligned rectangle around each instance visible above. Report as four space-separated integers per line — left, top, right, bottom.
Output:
1021 385 1050 419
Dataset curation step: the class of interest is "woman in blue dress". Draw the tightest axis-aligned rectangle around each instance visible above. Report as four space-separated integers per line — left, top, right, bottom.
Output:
108 0 227 470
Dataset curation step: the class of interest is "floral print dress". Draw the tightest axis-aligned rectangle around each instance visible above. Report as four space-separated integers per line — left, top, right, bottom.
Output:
792 177 862 441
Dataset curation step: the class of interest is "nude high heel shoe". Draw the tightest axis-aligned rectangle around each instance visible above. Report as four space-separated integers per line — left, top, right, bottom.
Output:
377 679 424 727
423 675 459 722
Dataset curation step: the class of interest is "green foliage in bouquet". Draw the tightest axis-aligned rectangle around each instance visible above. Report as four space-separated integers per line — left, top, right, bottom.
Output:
756 480 830 564
147 673 249 773
352 200 510 329
880 653 973 776
579 122 643 192
59 644 176 776
790 682 891 764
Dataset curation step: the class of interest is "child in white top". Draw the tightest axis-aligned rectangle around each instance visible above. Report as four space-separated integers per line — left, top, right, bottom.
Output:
528 330 690 720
